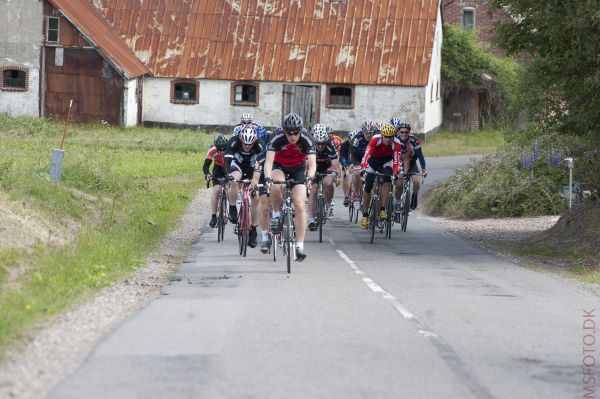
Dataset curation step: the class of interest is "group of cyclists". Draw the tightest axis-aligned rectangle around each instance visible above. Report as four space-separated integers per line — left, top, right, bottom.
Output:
202 112 427 261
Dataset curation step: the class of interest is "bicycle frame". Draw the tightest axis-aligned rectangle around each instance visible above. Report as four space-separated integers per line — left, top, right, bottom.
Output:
212 177 230 243
314 172 336 243
235 179 253 257
271 178 303 273
366 171 392 244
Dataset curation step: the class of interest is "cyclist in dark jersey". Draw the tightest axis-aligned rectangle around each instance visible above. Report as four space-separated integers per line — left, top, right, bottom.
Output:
349 121 377 209
395 122 427 209
307 124 339 231
203 134 228 228
264 113 316 261
340 131 356 206
224 125 265 248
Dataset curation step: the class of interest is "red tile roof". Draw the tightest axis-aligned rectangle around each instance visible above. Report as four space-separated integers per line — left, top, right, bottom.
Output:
94 0 439 86
48 0 149 79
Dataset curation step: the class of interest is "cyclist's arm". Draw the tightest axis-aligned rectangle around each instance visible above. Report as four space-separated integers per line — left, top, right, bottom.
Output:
202 158 212 176
415 147 426 171
306 153 317 180
264 150 275 180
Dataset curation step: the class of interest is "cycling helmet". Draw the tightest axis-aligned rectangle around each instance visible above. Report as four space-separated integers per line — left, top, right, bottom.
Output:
326 126 334 135
348 131 357 141
390 117 403 131
256 125 268 141
232 125 243 136
282 113 303 132
379 123 396 138
398 122 411 131
312 125 329 143
239 126 257 145
214 134 228 149
240 113 253 123
361 120 376 133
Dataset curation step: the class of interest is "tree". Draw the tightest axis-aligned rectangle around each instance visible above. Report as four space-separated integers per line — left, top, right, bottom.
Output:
490 0 600 138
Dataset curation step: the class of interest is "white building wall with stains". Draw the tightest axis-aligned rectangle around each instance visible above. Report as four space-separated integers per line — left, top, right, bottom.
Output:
423 7 443 134
0 0 43 117
142 77 441 133
123 79 138 127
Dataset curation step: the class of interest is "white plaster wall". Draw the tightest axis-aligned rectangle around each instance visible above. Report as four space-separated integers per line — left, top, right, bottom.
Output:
142 78 433 133
423 4 443 134
319 85 428 133
0 0 43 117
142 78 282 127
123 79 138 127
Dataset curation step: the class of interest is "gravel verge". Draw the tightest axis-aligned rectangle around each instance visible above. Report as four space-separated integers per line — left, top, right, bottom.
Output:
0 188 211 399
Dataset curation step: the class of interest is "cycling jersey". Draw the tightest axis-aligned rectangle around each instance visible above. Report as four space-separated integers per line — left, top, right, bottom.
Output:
316 140 338 172
267 128 316 169
224 136 265 173
399 135 426 170
350 132 371 165
330 134 343 152
361 134 403 174
339 139 351 167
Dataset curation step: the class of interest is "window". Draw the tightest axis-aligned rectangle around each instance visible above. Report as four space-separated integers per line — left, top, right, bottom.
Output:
0 67 28 91
47 16 60 43
231 82 259 106
463 8 475 30
326 85 354 109
170 79 199 104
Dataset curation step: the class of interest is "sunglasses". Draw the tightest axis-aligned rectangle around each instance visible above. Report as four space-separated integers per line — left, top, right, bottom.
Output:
285 131 301 136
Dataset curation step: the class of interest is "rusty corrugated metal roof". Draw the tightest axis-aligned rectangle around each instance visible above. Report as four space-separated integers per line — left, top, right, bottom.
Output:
94 0 439 86
48 0 149 79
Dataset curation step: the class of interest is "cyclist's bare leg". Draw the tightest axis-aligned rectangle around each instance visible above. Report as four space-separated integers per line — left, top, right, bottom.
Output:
228 170 242 205
307 181 318 219
269 169 285 212
250 193 260 226
343 169 350 198
323 176 334 204
395 179 404 202
412 174 421 194
381 182 391 212
260 194 270 232
211 184 221 214
292 184 308 244
362 191 372 215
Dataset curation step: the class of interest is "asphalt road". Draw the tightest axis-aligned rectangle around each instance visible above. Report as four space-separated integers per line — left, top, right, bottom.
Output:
49 156 597 399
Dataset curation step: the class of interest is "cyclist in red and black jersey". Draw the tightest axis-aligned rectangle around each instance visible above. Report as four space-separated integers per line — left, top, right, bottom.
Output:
307 124 339 231
203 134 228 228
264 113 316 261
224 125 266 248
349 121 377 210
359 123 408 230
395 122 427 209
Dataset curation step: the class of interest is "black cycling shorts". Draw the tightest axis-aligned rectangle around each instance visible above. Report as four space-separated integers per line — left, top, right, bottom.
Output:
272 162 306 187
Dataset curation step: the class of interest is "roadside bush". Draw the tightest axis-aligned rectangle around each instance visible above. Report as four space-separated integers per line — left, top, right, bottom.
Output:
426 143 568 218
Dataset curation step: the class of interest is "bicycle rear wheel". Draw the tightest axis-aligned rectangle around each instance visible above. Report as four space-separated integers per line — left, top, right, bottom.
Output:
317 195 324 243
281 213 292 273
272 233 278 262
401 188 410 232
385 195 393 239
369 196 378 244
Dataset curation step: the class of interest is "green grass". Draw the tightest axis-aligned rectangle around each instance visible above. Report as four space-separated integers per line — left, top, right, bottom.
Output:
422 129 505 157
0 114 215 347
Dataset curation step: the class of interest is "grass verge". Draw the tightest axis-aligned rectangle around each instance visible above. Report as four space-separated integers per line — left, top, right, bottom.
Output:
0 114 214 347
422 129 505 157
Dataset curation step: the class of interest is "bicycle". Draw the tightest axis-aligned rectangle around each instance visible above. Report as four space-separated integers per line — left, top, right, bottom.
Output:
208 176 230 242
347 166 362 224
365 171 393 244
233 179 253 257
314 172 337 243
397 172 421 232
270 177 305 273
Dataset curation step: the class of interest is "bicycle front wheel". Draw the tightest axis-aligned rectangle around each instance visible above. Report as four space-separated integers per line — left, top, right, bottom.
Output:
401 188 410 232
369 196 379 244
385 195 393 239
317 195 325 243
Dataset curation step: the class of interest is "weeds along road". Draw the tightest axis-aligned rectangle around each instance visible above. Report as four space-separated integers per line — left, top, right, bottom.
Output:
49 156 596 399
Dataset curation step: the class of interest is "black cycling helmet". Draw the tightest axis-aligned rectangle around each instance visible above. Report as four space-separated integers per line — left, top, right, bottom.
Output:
282 113 303 133
214 134 228 150
398 122 411 131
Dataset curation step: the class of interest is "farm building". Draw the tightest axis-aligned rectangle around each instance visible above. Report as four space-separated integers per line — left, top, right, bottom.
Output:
1 0 443 134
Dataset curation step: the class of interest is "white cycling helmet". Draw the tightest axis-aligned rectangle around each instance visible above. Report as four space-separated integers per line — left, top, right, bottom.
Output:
348 131 357 141
240 113 253 123
312 130 328 144
239 126 257 145
311 124 328 140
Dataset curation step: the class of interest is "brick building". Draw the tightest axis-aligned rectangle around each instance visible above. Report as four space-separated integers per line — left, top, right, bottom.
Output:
441 0 507 57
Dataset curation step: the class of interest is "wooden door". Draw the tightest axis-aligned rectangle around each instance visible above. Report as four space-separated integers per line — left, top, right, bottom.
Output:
282 84 320 129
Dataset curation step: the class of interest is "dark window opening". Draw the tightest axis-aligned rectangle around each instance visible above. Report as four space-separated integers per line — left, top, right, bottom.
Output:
235 84 256 103
174 82 197 102
329 86 352 106
463 9 475 30
3 69 26 89
47 16 59 42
